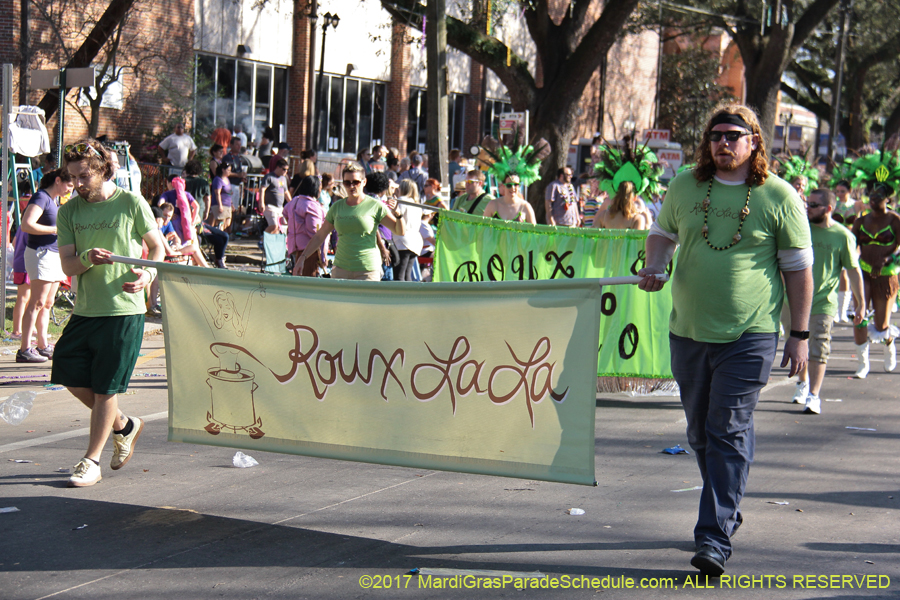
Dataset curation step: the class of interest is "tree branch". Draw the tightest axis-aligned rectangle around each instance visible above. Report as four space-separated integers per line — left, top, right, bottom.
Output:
791 0 841 51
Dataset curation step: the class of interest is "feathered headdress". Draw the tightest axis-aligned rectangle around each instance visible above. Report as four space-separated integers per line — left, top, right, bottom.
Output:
777 155 819 194
848 147 900 196
829 157 856 188
592 136 665 197
476 128 551 187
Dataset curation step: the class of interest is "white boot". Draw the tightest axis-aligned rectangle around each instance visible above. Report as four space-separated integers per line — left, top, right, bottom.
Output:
837 292 848 322
855 342 870 379
885 339 897 372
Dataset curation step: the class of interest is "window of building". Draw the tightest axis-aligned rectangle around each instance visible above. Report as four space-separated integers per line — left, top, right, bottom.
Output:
407 89 467 154
314 74 386 154
194 53 288 145
774 125 784 140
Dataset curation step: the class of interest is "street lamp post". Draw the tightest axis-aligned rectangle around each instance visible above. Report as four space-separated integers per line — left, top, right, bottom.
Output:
311 12 339 152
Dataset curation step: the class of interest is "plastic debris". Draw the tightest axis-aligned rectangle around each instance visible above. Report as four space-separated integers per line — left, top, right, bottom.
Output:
56 468 70 473
767 501 790 505
0 507 20 513
1 349 14 355
846 426 876 431
824 398 842 402
566 508 585 516
672 485 703 493
232 451 258 468
72 524 88 530
9 459 32 463
0 391 37 426
661 444 689 455
865 560 875 565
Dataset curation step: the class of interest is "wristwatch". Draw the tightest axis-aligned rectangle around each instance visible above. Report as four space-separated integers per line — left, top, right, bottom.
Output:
789 330 810 340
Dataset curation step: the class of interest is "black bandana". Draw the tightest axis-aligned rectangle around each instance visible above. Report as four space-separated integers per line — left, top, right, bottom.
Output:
709 113 753 132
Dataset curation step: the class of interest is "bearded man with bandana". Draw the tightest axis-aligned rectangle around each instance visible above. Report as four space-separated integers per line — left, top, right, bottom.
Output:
638 103 813 576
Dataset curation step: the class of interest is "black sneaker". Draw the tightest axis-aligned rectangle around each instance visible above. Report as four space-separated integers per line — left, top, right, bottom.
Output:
16 347 48 363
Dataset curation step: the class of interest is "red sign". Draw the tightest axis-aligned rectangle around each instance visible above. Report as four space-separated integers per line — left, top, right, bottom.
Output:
642 129 671 142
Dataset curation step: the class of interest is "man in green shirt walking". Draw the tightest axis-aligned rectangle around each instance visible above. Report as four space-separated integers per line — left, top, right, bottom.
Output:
638 104 813 576
51 139 166 487
788 188 864 414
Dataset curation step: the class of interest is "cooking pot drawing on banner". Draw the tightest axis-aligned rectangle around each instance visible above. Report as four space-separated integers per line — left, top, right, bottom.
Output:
185 278 267 439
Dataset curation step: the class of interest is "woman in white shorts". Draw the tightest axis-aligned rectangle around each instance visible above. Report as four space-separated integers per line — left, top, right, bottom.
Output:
17 169 74 363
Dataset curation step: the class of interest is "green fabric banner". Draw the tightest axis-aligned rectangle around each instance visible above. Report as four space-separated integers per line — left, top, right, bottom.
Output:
434 212 675 383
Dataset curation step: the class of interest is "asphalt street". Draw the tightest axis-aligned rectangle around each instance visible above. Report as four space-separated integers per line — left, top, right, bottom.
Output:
0 319 897 599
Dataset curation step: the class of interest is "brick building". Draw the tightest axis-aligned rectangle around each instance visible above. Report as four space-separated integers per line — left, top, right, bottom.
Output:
1 0 661 168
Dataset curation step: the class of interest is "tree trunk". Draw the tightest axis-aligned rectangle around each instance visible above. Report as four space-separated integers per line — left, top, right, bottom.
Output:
847 66 869 150
89 98 102 138
884 101 900 142
528 89 579 223
36 0 137 120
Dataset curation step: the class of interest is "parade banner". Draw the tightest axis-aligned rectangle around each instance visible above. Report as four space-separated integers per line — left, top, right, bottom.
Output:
158 263 603 485
433 212 675 389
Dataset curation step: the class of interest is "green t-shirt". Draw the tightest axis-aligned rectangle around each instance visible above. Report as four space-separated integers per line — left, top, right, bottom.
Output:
57 188 157 317
326 196 388 272
810 220 859 316
454 192 493 216
656 173 811 343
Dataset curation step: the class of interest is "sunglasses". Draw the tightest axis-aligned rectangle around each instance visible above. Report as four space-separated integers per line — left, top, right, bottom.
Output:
64 143 103 159
709 131 752 143
806 202 826 209
343 179 363 187
466 179 482 184
503 182 519 188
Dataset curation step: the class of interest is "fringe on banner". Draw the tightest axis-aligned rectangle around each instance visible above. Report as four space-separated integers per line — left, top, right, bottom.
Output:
597 377 680 397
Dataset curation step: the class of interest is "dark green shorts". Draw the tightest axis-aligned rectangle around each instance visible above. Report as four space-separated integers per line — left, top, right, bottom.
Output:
51 314 145 395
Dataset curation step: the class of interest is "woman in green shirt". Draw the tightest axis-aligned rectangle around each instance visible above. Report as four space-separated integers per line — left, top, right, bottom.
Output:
297 163 405 281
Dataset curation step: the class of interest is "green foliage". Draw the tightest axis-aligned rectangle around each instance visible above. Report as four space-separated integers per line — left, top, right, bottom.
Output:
658 45 734 158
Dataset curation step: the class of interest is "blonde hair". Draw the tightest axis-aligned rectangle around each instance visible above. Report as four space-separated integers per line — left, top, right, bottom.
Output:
297 159 316 178
610 181 637 219
342 162 365 177
399 179 419 201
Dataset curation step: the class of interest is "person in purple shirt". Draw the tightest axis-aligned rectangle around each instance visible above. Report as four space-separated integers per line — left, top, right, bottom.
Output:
17 169 75 363
9 226 31 340
210 163 234 232
286 176 327 277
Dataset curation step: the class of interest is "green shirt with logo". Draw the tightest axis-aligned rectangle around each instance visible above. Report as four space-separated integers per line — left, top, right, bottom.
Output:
810 221 859 316
57 188 157 317
656 172 811 343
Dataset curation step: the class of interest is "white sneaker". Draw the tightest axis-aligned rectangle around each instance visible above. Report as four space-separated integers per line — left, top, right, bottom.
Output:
855 343 870 379
885 340 897 372
110 417 144 470
792 381 809 404
804 394 821 415
68 458 102 487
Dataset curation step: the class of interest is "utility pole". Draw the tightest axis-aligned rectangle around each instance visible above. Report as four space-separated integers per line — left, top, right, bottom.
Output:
425 0 449 185
827 0 851 166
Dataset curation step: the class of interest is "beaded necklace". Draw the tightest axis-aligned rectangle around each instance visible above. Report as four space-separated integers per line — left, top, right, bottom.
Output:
700 178 752 251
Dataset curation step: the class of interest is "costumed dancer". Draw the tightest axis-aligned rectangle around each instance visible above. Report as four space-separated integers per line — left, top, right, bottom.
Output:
787 188 865 413
830 164 864 322
475 131 550 225
638 103 812 576
847 149 900 377
592 137 664 228
777 155 819 203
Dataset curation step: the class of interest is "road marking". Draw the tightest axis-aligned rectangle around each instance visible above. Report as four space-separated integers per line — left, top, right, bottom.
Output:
0 411 168 454
135 347 165 367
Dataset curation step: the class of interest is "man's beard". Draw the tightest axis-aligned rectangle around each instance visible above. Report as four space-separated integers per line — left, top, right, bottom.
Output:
809 214 827 224
76 185 103 201
714 151 740 171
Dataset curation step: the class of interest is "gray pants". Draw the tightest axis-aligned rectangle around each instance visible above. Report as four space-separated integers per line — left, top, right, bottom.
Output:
670 332 778 559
